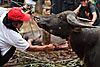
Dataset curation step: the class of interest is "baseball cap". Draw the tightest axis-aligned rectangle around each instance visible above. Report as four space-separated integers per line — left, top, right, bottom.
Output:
8 7 31 21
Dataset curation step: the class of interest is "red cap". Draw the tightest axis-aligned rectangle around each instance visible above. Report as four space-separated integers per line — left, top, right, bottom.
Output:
8 7 31 21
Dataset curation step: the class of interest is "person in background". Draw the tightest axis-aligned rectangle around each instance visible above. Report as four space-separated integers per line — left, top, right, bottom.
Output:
0 7 55 66
89 0 95 4
94 0 100 12
42 0 51 15
42 0 45 8
25 0 38 12
74 0 100 26
0 0 3 5
50 0 80 14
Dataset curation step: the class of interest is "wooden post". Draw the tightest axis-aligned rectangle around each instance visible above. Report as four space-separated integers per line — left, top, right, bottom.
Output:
42 30 51 45
35 0 43 14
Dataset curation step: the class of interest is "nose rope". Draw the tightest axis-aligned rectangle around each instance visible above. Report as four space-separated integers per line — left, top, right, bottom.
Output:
29 16 42 41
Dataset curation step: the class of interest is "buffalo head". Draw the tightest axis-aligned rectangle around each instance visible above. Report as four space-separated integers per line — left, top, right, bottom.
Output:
37 11 95 39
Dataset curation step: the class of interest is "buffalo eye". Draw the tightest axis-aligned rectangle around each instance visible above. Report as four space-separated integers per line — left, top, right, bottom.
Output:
59 27 62 29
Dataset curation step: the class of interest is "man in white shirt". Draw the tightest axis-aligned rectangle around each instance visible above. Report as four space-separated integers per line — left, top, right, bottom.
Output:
0 7 55 66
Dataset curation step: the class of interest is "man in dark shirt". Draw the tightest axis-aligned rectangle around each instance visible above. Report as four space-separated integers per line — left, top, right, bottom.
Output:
74 0 100 26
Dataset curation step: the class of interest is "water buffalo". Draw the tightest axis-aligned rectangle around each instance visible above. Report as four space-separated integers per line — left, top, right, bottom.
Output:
37 11 100 67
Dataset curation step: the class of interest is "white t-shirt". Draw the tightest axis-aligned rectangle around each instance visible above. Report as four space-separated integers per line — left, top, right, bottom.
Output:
0 7 7 17
0 12 29 56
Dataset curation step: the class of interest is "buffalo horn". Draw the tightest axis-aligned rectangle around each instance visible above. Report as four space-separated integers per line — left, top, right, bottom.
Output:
77 17 93 22
67 13 96 28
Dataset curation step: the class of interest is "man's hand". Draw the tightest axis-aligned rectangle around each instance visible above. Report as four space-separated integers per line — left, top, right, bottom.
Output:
45 44 55 51
89 22 94 25
24 10 32 15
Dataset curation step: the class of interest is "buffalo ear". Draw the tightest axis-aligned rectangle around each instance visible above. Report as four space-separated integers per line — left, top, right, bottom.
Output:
66 13 96 28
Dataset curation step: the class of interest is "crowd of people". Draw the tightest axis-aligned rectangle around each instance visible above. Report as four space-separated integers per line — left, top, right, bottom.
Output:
0 0 100 66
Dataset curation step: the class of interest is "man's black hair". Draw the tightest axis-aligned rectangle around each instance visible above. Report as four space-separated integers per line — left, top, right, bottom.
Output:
3 13 18 32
